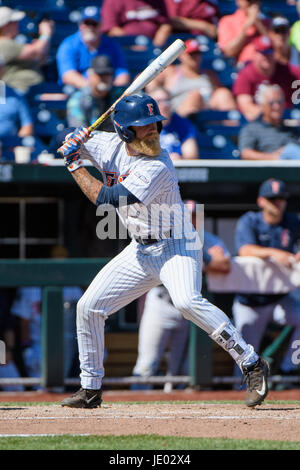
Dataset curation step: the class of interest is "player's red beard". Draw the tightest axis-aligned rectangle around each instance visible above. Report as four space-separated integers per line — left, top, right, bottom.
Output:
130 131 161 157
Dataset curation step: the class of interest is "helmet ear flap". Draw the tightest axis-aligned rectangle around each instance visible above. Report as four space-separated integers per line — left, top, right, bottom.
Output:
113 121 136 143
123 126 136 143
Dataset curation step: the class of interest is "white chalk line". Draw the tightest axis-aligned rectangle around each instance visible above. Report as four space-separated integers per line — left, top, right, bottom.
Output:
0 414 299 421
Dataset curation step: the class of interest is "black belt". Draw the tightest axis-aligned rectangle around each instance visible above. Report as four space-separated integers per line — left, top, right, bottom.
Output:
134 231 171 245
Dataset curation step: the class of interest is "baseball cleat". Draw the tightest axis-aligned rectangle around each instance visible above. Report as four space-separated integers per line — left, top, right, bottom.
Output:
61 388 102 408
242 357 269 407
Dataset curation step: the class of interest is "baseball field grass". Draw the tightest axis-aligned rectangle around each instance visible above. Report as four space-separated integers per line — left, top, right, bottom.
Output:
1 399 300 450
0 434 300 450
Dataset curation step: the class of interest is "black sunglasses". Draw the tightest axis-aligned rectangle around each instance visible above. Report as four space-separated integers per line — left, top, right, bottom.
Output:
273 26 289 34
266 196 287 201
83 20 99 27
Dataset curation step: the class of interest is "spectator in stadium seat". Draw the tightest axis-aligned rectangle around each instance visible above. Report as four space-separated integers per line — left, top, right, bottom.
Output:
239 84 300 160
146 38 237 117
0 59 33 142
0 7 54 94
149 86 200 160
269 16 296 66
233 36 300 121
290 0 300 65
218 0 270 66
67 55 125 132
100 0 172 47
164 0 220 39
56 6 130 90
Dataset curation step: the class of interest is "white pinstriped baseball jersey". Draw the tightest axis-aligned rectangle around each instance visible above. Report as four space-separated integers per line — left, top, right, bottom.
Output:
80 131 193 239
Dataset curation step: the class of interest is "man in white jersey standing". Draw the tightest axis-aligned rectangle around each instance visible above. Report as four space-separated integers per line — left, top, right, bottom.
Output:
57 92 269 408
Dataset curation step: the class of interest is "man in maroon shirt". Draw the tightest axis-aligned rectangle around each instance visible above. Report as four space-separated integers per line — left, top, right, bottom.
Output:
164 0 220 39
233 35 300 121
100 0 172 47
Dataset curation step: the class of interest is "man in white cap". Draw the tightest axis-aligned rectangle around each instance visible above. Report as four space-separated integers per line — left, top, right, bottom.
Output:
0 6 25 26
0 6 54 93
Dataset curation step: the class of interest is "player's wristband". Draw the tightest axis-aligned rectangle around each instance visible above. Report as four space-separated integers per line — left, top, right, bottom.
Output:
66 159 83 172
39 34 51 41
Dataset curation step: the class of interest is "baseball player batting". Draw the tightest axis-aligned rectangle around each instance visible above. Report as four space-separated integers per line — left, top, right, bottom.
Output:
57 92 269 408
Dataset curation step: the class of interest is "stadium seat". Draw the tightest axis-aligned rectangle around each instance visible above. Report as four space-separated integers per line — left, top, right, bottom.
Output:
7 0 69 13
22 135 49 160
43 9 72 22
26 82 68 111
202 56 238 88
283 108 300 120
113 35 163 80
196 131 240 159
18 15 38 36
0 135 48 162
191 110 247 137
261 1 298 23
0 136 23 161
65 0 103 10
217 0 237 16
33 104 66 137
27 82 64 97
46 10 78 47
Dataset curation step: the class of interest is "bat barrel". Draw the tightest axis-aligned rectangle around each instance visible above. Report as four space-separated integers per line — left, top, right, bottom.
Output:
125 39 186 95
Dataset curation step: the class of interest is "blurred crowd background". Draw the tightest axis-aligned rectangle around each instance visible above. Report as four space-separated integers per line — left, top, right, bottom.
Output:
1 0 300 162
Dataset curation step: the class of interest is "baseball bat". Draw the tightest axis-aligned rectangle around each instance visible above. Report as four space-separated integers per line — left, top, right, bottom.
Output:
87 39 186 134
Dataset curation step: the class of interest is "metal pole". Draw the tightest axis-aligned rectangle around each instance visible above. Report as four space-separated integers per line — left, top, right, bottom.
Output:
189 323 213 387
41 287 64 388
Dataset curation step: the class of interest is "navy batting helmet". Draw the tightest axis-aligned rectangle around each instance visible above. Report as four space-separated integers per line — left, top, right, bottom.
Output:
112 93 166 143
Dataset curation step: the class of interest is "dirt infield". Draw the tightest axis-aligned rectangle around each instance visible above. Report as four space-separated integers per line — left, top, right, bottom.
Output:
0 390 300 441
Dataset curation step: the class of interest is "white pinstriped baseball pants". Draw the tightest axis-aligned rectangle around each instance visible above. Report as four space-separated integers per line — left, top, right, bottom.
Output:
132 286 190 380
77 236 240 389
